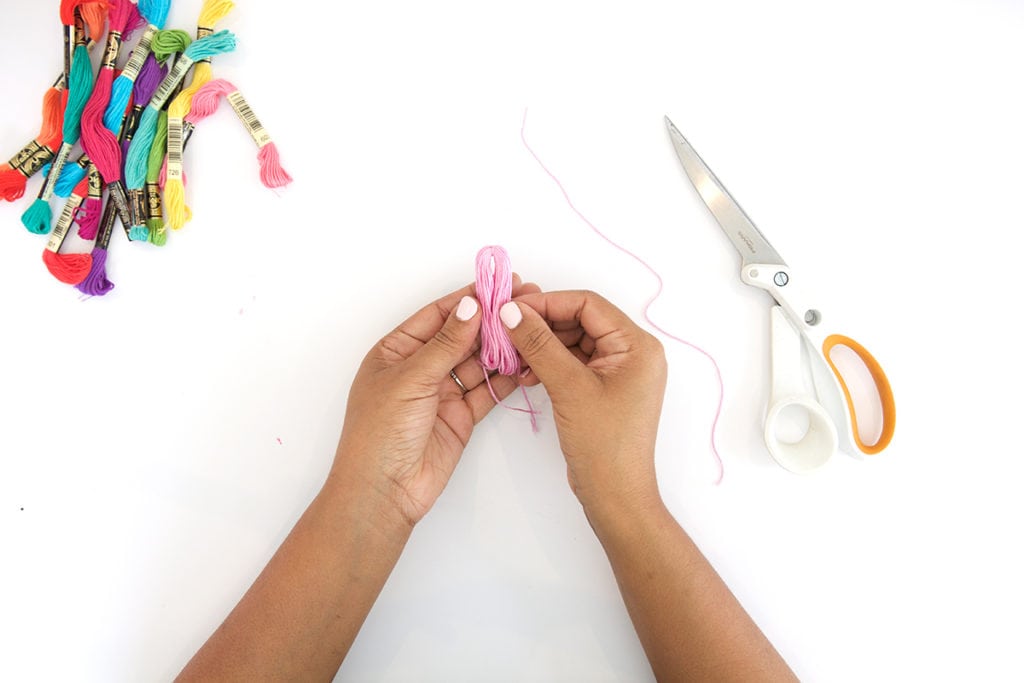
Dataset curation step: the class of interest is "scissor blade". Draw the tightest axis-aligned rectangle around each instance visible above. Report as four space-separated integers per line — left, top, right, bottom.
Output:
665 116 785 268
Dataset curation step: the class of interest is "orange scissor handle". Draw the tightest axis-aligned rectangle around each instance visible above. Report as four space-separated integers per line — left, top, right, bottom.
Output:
821 334 896 455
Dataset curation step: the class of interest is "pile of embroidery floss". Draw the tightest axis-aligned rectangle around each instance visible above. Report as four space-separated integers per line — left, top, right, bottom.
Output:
1 0 292 297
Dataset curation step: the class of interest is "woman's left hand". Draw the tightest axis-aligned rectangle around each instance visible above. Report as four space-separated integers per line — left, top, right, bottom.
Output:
332 277 540 528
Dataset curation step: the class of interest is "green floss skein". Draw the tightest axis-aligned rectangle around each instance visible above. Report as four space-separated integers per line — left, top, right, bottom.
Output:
21 40 95 234
151 29 192 63
147 111 169 246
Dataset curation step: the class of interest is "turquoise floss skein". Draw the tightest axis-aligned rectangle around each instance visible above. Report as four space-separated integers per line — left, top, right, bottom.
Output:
123 29 237 241
21 20 95 235
104 0 172 131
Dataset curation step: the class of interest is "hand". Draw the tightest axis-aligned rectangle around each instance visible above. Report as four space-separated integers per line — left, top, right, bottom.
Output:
500 290 667 522
332 278 540 528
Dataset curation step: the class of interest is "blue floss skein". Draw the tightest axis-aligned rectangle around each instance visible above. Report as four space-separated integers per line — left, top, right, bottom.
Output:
124 30 237 241
104 0 172 131
55 161 89 197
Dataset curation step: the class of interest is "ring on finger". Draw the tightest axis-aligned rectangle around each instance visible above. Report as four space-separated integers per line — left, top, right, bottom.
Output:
449 369 469 395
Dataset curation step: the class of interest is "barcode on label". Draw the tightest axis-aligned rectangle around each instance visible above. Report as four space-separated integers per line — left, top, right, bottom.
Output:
122 27 155 80
48 197 82 251
227 91 272 148
167 117 184 181
151 57 192 111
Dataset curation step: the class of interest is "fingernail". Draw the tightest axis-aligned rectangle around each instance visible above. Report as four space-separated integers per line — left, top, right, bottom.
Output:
499 301 522 329
456 296 478 321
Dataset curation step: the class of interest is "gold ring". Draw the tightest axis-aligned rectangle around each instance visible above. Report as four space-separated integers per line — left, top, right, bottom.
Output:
449 369 469 394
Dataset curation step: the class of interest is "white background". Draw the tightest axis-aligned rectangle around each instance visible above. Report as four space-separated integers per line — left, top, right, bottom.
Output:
2 0 1022 680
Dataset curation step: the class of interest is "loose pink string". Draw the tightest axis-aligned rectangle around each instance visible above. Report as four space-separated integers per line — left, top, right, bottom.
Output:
476 244 539 431
520 108 725 485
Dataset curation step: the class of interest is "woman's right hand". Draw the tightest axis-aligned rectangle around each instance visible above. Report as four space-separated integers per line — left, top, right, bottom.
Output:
500 290 668 525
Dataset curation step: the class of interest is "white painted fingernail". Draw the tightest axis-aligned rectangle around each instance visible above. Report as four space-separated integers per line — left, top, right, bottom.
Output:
456 296 478 321
499 302 522 329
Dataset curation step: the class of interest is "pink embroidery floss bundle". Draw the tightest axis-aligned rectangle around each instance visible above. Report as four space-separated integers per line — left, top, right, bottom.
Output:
475 245 538 431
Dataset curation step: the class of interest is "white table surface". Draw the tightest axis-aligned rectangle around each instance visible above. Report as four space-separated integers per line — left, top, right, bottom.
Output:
2 1 1022 680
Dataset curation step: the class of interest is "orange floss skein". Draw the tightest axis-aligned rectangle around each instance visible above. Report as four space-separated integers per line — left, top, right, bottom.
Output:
0 82 65 202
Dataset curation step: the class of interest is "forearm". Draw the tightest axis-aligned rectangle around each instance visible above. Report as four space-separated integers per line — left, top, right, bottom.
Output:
177 468 412 681
589 499 796 682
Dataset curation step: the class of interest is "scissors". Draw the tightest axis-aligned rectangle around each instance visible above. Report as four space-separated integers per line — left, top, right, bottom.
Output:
665 117 895 472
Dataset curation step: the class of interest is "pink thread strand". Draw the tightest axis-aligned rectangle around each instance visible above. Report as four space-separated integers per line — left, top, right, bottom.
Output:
520 108 724 484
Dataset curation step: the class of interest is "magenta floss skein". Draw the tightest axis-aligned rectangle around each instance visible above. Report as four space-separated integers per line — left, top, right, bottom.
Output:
80 0 143 173
75 164 103 239
475 245 539 430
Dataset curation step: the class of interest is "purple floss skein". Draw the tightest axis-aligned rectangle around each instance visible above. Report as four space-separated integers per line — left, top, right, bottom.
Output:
122 55 166 161
78 247 114 296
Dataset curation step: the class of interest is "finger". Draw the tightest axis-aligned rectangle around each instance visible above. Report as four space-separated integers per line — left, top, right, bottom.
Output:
513 290 641 356
384 282 477 361
513 280 542 297
499 300 592 397
408 296 482 380
448 356 494 396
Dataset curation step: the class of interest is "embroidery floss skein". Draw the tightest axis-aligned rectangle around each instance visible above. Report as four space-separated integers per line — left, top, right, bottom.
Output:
120 56 167 229
21 10 95 234
185 79 292 202
42 176 93 285
79 1 109 47
123 29 237 240
146 111 170 245
475 245 539 431
76 163 103 239
0 101 63 202
104 0 172 132
164 0 236 229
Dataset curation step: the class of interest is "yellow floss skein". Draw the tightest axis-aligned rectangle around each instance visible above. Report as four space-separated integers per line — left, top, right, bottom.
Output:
165 0 235 230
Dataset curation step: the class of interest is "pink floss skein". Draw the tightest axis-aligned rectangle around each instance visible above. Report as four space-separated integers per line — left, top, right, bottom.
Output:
475 245 539 431
476 245 520 376
187 78 292 189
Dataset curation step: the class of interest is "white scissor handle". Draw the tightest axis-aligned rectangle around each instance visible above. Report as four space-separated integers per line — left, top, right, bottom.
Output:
764 306 838 473
747 264 896 464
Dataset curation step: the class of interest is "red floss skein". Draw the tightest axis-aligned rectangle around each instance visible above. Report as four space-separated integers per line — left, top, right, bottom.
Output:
42 176 93 285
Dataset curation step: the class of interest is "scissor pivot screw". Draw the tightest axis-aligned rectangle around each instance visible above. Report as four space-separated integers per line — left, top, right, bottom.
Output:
773 272 789 286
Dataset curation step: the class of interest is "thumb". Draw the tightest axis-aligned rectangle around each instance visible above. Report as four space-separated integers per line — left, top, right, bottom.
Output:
410 296 482 379
500 301 589 397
